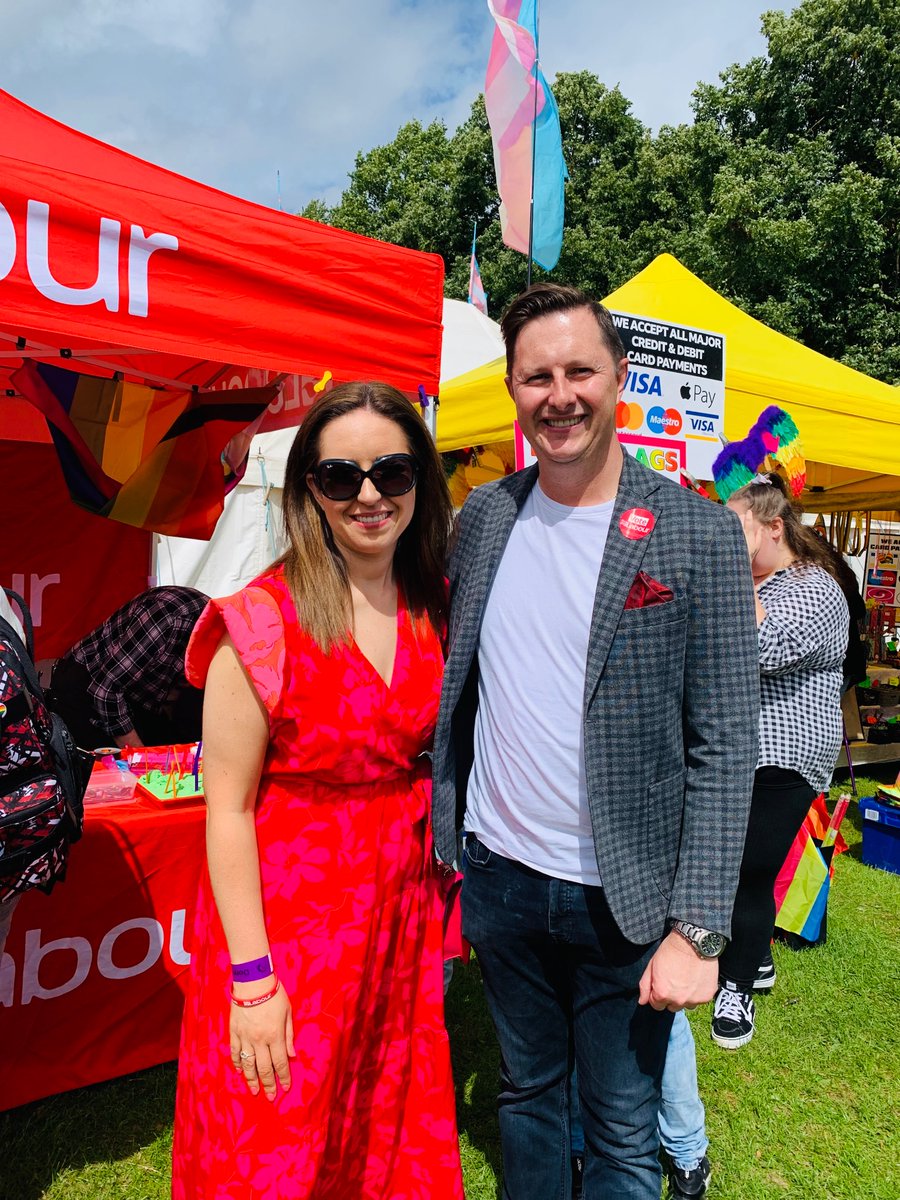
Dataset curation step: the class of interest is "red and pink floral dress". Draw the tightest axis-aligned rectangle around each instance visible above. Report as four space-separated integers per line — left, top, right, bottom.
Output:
171 568 463 1199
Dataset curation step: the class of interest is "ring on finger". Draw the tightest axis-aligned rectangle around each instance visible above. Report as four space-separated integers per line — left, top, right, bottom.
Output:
239 1050 256 1061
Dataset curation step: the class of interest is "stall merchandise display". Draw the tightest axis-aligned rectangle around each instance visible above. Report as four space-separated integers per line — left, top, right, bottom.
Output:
854 670 900 744
82 757 138 804
128 744 204 806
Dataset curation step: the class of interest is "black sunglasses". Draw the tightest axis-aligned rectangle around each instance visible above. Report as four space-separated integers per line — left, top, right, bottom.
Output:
312 453 418 501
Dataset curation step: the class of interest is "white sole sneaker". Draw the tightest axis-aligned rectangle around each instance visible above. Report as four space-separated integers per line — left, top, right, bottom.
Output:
711 986 756 1048
753 968 776 992
710 1025 755 1049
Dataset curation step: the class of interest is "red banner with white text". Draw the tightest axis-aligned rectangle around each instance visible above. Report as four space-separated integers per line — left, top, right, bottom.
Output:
0 797 204 1111
0 89 443 406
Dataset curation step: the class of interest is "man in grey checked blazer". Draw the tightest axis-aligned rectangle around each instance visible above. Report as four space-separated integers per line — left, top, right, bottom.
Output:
432 284 759 1199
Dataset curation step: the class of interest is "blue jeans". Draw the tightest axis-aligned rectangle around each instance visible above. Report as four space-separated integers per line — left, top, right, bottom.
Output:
570 1011 708 1171
462 834 674 1200
658 1011 708 1170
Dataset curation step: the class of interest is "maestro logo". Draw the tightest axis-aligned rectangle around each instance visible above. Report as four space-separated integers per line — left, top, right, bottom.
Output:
646 406 683 437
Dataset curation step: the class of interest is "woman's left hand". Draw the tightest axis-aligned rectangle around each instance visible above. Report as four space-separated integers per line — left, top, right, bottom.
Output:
735 505 764 563
229 980 295 1100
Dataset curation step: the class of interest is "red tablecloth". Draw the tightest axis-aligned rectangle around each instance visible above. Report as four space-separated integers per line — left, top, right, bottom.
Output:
0 795 205 1110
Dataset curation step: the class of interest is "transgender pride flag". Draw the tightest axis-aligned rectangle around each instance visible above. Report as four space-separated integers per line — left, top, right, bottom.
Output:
485 0 567 270
468 226 489 315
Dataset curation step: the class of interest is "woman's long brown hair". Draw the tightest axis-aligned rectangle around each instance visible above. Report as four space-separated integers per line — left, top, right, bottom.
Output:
277 381 452 651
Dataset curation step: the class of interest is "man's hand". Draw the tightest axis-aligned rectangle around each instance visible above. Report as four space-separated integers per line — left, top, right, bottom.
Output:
638 930 718 1012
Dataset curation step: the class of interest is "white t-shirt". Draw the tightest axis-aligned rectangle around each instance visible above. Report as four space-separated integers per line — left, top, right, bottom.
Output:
465 482 614 884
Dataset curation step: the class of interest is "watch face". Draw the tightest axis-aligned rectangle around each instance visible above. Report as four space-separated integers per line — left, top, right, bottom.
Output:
698 931 726 957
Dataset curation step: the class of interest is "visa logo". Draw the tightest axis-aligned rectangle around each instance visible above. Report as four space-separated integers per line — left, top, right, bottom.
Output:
690 417 716 433
625 371 662 396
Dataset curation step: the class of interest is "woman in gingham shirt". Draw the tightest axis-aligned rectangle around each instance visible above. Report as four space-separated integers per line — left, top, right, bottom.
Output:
711 477 849 1047
657 476 850 1191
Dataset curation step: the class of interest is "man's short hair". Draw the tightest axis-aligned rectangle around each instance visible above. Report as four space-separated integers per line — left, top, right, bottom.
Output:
500 283 626 375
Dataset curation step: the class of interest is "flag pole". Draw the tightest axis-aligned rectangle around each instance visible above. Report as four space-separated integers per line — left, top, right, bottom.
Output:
470 220 478 299
526 1 540 287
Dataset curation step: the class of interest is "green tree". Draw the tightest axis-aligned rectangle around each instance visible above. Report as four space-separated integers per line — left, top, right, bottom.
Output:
306 74 660 314
307 119 460 256
304 0 900 383
690 0 900 380
694 0 900 176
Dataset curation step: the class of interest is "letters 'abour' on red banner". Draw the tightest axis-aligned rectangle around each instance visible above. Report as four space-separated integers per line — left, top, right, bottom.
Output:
0 799 205 1111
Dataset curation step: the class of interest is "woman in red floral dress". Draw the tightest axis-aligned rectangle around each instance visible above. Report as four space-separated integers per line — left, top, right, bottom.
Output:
172 383 463 1199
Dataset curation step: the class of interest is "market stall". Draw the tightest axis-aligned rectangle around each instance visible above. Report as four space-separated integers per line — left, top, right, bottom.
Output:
437 253 900 512
0 89 448 1108
0 87 445 655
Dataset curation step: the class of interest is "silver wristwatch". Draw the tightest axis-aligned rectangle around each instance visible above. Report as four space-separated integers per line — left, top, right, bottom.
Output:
669 920 727 959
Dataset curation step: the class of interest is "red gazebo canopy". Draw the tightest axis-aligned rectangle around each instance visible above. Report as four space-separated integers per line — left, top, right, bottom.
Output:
0 88 445 442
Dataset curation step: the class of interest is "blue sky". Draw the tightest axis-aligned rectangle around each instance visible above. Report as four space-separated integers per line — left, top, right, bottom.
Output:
6 1 788 213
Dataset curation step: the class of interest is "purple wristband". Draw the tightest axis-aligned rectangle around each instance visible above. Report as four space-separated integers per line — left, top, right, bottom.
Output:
231 953 273 983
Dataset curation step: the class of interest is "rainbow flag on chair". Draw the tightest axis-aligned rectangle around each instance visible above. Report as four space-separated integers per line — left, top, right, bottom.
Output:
12 360 277 539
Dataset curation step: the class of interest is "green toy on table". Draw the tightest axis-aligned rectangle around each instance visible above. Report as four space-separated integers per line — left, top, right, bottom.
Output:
135 742 204 805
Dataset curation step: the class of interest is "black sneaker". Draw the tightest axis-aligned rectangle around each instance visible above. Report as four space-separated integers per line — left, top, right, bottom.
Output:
668 1155 712 1198
711 984 755 1048
571 1154 584 1199
753 951 776 992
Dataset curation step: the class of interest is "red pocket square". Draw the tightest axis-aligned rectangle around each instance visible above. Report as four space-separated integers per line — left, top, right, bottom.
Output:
624 571 676 610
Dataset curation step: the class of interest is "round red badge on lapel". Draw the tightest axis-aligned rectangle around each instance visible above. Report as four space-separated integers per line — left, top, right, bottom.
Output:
619 508 655 540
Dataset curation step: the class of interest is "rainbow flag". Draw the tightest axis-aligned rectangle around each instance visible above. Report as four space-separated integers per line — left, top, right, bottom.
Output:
468 226 489 315
774 795 848 941
485 0 567 270
12 360 277 539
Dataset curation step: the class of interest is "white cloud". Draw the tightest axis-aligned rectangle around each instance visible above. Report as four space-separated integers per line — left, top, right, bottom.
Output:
2 0 785 210
47 0 228 56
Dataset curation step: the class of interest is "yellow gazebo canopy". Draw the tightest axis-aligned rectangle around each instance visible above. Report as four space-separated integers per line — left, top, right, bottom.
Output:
438 254 900 511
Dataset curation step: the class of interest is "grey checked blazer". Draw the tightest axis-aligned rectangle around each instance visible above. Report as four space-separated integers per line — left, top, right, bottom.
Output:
431 452 760 945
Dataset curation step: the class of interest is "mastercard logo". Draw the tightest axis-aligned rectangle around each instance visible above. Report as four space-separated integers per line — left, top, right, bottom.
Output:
616 401 644 431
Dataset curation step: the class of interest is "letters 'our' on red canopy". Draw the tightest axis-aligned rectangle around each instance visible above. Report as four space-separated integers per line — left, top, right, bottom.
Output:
0 88 445 443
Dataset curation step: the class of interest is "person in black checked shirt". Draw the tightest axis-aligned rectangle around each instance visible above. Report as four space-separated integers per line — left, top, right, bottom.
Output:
49 586 208 749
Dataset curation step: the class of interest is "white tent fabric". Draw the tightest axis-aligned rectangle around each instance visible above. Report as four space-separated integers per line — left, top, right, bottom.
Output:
155 428 290 597
439 298 504 380
155 300 504 597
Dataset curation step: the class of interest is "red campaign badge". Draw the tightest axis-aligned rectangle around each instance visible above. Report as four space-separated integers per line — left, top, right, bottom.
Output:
619 507 656 540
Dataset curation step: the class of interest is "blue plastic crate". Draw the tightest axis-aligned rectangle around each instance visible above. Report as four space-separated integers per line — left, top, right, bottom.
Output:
858 797 900 876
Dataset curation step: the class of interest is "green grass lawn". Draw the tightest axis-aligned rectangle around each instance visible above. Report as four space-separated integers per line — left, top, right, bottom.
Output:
2 777 898 1199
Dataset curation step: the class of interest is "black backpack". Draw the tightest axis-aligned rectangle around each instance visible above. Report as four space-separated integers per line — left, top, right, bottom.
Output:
0 591 92 904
